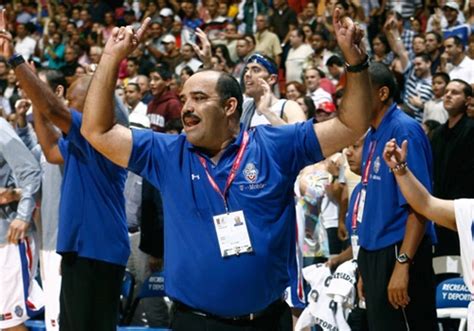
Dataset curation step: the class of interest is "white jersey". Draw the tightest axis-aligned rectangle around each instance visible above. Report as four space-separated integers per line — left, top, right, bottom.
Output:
249 99 287 128
295 263 354 331
454 199 474 330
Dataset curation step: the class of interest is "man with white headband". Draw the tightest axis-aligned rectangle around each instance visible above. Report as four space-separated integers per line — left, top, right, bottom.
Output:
241 53 306 130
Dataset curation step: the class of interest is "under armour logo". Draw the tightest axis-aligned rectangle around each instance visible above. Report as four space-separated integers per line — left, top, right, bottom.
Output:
191 174 200 180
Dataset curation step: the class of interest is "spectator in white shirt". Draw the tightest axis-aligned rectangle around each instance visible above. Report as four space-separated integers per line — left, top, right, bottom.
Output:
14 23 36 60
285 29 313 83
304 67 332 108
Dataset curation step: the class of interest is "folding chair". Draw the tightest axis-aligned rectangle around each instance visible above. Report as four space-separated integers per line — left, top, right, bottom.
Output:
123 271 167 326
436 277 470 331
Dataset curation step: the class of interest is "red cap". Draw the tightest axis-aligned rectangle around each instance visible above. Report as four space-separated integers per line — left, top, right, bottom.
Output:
316 101 336 113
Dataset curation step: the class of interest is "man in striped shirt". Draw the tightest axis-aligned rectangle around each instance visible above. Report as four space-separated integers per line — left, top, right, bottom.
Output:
403 53 433 123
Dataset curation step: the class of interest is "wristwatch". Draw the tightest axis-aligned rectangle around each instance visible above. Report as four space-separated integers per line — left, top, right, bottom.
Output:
7 54 25 69
396 253 413 264
345 55 370 73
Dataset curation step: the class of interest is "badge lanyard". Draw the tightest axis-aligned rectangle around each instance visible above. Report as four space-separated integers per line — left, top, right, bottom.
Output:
197 131 249 214
353 141 377 230
351 190 361 232
362 141 376 186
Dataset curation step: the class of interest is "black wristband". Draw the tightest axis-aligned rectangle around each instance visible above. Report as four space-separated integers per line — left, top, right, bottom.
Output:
7 54 25 69
345 55 370 73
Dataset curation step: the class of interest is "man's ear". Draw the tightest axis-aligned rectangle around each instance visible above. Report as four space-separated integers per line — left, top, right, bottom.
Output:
55 85 65 98
224 97 238 117
267 74 278 87
379 86 390 102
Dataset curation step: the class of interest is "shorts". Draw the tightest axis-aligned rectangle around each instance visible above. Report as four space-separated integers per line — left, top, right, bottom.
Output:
0 237 44 328
39 249 62 330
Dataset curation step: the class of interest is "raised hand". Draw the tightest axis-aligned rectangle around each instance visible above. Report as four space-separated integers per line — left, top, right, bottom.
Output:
0 9 13 58
102 17 151 63
191 28 212 69
383 138 408 169
383 16 399 36
333 7 366 66
15 99 31 117
256 78 272 115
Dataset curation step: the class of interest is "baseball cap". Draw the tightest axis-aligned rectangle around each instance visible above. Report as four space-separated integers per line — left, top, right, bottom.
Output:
161 34 176 44
316 101 336 113
160 8 174 17
443 1 460 11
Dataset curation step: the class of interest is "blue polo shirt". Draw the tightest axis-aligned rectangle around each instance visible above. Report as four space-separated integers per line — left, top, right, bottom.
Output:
128 120 323 316
57 110 130 266
358 103 436 251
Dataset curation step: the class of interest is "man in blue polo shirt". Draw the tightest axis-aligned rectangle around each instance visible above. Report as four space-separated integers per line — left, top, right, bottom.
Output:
0 11 131 328
80 10 373 331
356 62 438 331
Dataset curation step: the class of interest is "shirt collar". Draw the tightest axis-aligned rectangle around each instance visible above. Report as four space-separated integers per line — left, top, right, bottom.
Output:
370 102 398 139
185 124 245 156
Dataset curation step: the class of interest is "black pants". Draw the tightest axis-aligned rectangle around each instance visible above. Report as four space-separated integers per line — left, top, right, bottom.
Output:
358 238 437 331
171 300 292 331
59 253 125 331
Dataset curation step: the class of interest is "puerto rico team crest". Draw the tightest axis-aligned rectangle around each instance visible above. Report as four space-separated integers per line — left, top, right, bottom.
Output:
243 163 258 183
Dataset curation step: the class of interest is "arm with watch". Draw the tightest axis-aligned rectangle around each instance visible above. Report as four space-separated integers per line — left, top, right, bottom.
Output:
383 138 457 231
383 138 440 310
0 10 68 164
311 8 373 158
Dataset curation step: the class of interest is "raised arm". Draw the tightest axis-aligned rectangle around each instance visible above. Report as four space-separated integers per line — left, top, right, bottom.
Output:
314 8 372 157
33 106 64 164
81 19 151 168
0 9 71 134
383 139 456 231
383 17 409 72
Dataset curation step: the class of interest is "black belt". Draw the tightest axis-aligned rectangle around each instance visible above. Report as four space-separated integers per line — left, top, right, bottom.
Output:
174 299 284 321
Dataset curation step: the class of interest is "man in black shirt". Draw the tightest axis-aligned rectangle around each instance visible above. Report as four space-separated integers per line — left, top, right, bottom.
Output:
431 79 474 256
269 0 298 44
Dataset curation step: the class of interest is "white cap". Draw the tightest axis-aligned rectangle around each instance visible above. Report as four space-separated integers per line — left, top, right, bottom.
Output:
444 1 460 11
159 8 174 17
161 34 176 44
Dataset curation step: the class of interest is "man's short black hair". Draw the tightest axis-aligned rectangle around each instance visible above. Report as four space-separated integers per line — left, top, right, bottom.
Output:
151 63 172 80
414 53 432 63
368 62 398 100
39 69 68 95
215 72 243 116
446 36 465 51
450 79 473 97
433 72 450 85
426 31 443 44
127 57 140 66
326 55 344 67
127 82 140 92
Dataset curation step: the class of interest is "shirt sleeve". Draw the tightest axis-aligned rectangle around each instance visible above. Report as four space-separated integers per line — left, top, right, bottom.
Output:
128 129 181 189
0 120 41 222
256 120 324 176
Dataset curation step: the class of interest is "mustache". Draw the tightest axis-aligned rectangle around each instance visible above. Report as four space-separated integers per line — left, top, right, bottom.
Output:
182 111 200 119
